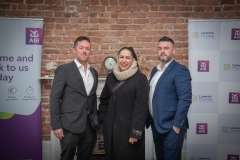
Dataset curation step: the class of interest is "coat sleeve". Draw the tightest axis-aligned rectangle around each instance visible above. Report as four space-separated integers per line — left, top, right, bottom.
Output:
98 75 111 124
172 65 192 129
129 74 149 140
50 65 65 130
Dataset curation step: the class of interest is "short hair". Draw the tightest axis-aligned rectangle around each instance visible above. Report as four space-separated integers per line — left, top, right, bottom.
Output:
158 36 174 45
73 36 90 48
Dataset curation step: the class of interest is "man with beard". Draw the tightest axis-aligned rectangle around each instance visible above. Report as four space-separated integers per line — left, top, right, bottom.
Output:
146 36 192 160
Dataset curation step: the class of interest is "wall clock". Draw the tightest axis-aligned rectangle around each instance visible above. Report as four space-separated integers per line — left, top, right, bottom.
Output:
99 57 117 77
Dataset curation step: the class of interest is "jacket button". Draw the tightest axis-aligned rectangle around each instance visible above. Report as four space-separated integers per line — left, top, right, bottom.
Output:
86 108 88 110
114 124 116 128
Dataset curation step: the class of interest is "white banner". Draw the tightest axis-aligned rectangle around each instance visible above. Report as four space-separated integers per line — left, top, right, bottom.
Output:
187 20 240 160
0 18 43 160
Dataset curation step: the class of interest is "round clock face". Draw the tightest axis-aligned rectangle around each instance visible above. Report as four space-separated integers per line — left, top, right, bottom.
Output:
104 57 117 70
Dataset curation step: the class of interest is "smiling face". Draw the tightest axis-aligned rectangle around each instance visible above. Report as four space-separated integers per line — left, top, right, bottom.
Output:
157 41 175 66
118 49 135 72
73 39 91 64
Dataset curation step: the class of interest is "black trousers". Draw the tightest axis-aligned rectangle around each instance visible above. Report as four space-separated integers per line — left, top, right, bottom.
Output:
60 117 97 160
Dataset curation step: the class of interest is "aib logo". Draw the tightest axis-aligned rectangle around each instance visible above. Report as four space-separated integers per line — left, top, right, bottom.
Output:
227 154 239 160
231 28 240 40
26 28 43 45
229 92 240 104
196 123 208 134
198 60 209 72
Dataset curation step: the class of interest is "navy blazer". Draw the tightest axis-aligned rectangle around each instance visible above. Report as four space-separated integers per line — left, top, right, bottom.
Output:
147 60 192 133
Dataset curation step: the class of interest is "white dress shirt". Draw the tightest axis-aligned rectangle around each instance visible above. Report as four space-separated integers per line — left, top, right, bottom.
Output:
148 59 173 117
74 59 94 96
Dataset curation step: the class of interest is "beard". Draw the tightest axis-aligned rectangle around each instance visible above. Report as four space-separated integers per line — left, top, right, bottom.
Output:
158 55 172 64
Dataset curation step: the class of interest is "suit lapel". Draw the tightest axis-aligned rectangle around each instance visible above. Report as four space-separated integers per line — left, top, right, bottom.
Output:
70 61 87 96
153 60 176 98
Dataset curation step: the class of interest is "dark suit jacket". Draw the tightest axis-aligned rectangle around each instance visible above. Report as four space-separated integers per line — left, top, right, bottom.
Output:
146 60 192 133
50 61 98 133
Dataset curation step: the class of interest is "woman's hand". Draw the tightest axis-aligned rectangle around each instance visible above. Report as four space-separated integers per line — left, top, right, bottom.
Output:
129 137 138 144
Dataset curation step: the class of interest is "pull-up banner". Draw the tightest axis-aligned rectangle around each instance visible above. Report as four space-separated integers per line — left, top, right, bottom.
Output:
187 20 240 160
0 18 43 160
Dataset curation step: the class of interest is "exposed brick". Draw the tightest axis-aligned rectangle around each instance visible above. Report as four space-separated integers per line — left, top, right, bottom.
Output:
88 6 105 12
111 25 127 30
99 18 116 23
141 4 149 12
128 25 144 30
194 6 204 12
132 18 149 24
147 12 165 17
90 0 99 5
26 11 45 17
100 0 108 6
6 0 24 3
136 37 152 42
109 0 118 5
122 6 141 12
116 19 132 24
80 0 89 6
6 10 25 16
129 12 146 18
0 4 11 9
26 0 43 4
27 4 37 10
159 6 174 11
119 12 129 18
119 0 127 5
102 37 119 43
221 0 234 4
126 42 144 48
99 12 111 18
107 6 123 11
119 37 135 42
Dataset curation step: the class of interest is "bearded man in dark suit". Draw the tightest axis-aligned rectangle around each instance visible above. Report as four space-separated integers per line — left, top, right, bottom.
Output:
50 36 98 160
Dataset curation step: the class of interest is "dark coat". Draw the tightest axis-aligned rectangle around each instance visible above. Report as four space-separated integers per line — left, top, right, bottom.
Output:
50 61 99 133
99 71 149 160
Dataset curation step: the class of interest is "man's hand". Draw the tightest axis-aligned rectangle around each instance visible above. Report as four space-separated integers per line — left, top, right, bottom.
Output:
129 137 138 144
173 126 180 134
53 128 64 140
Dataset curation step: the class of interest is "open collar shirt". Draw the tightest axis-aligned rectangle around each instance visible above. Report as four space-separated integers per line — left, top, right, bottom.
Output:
74 59 94 96
148 59 174 117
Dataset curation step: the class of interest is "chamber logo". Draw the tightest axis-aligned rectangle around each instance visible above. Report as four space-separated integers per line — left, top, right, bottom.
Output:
198 60 209 72
192 32 199 38
228 154 239 160
224 64 240 71
222 126 229 133
232 64 240 71
229 92 240 104
26 28 43 45
224 64 231 71
196 123 208 134
231 28 240 40
200 31 215 39
192 95 198 102
199 95 213 102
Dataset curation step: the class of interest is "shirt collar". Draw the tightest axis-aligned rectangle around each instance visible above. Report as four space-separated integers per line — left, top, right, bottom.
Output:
74 59 90 70
156 59 174 71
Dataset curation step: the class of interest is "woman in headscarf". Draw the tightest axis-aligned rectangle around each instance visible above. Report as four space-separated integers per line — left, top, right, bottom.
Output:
98 47 149 160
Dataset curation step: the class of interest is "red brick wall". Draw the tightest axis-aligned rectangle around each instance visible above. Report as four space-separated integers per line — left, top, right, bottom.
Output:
1 0 239 141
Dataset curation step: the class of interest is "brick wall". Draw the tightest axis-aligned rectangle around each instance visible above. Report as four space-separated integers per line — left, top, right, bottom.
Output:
1 0 239 141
